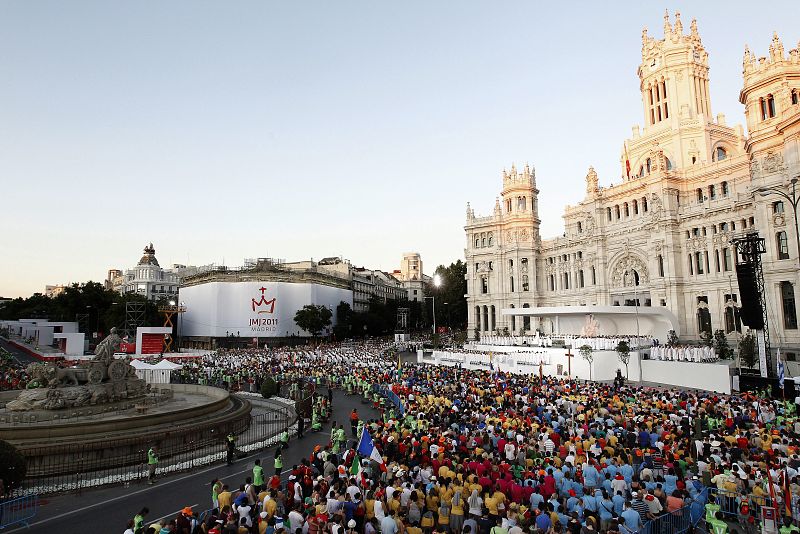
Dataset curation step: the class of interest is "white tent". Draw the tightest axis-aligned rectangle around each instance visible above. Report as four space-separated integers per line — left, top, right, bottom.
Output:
152 360 182 370
131 359 177 384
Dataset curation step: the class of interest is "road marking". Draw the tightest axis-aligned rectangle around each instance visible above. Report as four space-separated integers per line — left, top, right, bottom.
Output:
23 462 238 527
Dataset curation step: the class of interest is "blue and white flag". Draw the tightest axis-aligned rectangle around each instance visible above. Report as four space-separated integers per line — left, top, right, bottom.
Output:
357 428 386 471
778 349 785 390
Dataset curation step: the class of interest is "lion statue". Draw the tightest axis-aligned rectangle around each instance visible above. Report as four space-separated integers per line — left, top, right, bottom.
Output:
26 362 83 388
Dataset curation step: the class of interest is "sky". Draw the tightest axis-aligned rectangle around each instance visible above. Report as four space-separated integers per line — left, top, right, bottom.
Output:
0 1 797 298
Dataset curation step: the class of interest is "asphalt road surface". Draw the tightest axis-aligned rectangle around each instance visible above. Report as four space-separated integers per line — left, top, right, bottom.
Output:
0 338 39 366
13 388 379 534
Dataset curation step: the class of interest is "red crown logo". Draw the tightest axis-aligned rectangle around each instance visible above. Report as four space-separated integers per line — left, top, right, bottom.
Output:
251 287 276 314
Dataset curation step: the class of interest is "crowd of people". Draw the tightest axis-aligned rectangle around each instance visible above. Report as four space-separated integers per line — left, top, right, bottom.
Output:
649 346 718 364
0 347 29 390
123 337 800 534
475 336 655 351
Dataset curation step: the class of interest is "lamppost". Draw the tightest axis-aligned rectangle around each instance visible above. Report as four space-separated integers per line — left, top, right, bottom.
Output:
756 177 800 267
629 269 642 383
424 274 443 336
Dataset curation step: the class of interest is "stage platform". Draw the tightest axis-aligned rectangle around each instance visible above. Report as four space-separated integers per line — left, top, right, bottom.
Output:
418 346 734 394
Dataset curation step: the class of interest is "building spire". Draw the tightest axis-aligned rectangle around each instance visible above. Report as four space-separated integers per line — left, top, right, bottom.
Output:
690 18 699 39
674 11 683 35
663 9 672 36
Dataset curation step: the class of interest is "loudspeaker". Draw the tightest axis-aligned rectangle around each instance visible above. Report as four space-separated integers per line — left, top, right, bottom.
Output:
736 263 764 329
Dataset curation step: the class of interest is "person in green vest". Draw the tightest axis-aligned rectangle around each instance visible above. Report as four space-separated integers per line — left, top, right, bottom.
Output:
333 424 346 455
705 502 721 523
253 458 265 492
226 432 237 465
274 447 283 476
780 516 800 533
707 511 728 534
211 478 222 513
147 445 158 485
133 507 149 534
312 409 322 431
280 427 290 449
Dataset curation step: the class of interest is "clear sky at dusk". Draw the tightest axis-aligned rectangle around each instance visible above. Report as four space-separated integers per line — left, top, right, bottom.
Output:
1 1 797 298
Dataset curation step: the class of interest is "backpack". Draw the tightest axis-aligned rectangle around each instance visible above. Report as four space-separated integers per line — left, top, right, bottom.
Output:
421 511 435 528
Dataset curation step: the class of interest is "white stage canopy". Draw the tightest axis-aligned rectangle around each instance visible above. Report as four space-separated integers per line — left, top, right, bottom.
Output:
501 305 679 341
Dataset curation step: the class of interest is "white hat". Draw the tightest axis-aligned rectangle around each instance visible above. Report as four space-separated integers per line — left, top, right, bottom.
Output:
348 520 357 528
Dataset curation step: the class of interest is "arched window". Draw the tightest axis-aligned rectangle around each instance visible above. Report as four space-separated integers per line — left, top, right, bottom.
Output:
579 270 585 288
591 266 596 285
721 181 729 196
709 184 716 200
714 147 727 161
607 207 612 221
517 196 527 211
633 199 639 214
509 276 515 292
793 89 799 105
475 238 480 248
697 188 704 203
506 199 512 212
646 158 652 174
665 157 673 170
642 197 648 212
777 231 790 260
658 255 664 277
577 221 582 233
615 205 621 219
522 275 530 292
638 165 644 178
488 234 493 246
482 237 486 247
781 282 798 329
624 203 629 217
761 95 776 119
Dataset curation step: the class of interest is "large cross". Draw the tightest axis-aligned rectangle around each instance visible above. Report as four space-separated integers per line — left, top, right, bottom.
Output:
565 346 574 378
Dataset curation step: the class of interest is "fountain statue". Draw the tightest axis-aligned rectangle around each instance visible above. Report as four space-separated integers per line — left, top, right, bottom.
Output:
7 328 149 411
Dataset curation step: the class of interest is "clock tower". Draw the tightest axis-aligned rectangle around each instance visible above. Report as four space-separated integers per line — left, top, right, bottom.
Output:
639 10 711 128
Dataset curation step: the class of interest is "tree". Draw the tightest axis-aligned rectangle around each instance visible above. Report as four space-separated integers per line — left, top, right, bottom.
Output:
666 330 679 347
713 330 732 360
579 344 594 381
260 375 278 398
0 440 26 492
616 340 631 379
293 305 332 338
431 260 468 330
333 301 353 340
739 332 758 369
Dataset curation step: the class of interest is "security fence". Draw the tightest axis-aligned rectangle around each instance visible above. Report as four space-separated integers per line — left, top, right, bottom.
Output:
10 385 313 498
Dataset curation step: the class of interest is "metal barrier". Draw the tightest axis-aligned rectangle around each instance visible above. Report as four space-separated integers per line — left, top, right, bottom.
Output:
376 385 405 416
640 504 693 534
0 495 39 530
12 388 304 498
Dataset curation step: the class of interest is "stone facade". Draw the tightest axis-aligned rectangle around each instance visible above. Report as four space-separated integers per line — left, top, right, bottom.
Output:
465 13 800 352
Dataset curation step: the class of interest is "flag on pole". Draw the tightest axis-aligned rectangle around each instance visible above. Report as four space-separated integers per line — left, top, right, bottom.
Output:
624 142 631 179
783 467 793 518
357 428 386 472
350 454 360 477
778 349 785 390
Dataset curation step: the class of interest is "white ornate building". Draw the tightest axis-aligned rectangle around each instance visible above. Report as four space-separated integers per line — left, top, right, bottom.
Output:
465 13 800 355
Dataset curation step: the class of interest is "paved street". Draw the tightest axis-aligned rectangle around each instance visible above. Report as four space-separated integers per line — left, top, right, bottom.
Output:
13 388 379 534
0 338 39 366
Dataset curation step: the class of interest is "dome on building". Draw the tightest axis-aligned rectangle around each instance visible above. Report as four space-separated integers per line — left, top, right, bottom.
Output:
138 243 160 267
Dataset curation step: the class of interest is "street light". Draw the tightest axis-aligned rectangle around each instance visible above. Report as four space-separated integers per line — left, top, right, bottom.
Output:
425 274 443 336
756 177 800 267
628 269 643 383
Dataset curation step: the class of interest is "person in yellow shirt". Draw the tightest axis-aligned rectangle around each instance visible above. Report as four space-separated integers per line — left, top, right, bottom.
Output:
218 485 233 513
449 488 465 533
